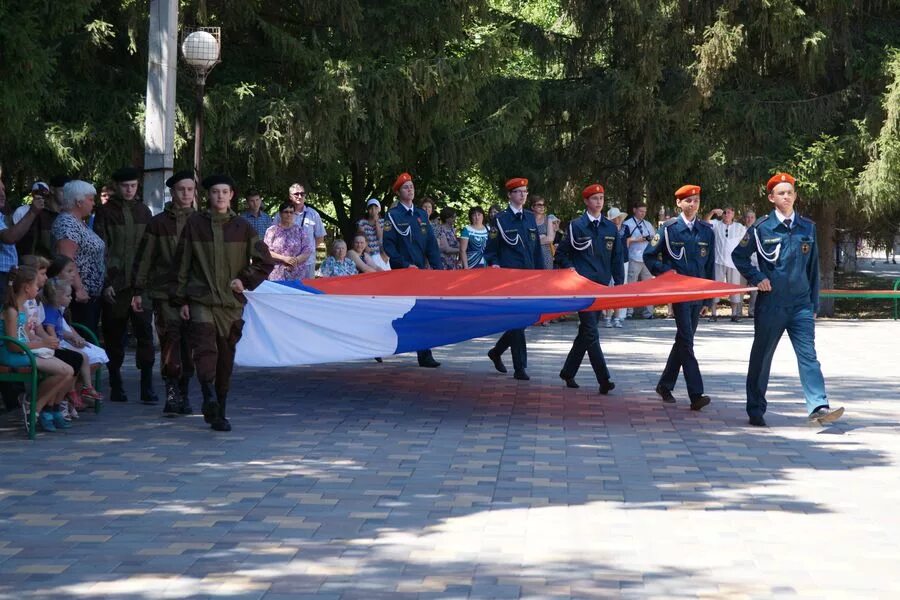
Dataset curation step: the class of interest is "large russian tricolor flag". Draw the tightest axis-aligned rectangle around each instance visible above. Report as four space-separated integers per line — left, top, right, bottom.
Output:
235 268 753 367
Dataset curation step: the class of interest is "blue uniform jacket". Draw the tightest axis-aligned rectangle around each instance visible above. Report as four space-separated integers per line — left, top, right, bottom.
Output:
731 211 819 311
643 217 715 280
555 213 625 285
483 207 545 269
382 204 442 269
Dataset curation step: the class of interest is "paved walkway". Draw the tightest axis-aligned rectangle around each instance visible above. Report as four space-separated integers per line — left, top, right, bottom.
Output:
1 317 899 599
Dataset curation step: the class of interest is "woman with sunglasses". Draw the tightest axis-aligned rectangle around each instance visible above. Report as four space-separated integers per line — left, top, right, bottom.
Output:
264 202 312 281
531 196 558 270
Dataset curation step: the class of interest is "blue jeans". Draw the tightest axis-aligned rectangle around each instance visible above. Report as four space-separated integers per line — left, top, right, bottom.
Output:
746 302 827 417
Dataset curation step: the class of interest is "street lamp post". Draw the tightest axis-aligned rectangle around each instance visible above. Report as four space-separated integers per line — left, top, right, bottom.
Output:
181 28 221 182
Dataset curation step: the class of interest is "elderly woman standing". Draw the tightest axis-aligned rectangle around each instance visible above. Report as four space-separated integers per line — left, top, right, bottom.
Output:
51 180 107 338
264 201 312 281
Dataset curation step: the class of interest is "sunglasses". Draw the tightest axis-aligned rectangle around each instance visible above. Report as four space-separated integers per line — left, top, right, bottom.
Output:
291 191 306 197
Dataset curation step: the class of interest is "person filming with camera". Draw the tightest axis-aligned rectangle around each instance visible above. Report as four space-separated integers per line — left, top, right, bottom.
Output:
621 202 656 319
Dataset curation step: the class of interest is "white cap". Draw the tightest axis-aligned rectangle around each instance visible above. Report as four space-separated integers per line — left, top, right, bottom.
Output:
607 207 625 220
366 198 381 209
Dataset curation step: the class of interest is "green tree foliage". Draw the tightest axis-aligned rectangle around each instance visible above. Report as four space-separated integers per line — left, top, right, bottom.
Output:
2 0 899 291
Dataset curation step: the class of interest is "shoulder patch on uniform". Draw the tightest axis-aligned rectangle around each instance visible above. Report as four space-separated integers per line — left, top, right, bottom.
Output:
383 222 392 231
651 233 660 245
739 232 750 247
489 229 498 239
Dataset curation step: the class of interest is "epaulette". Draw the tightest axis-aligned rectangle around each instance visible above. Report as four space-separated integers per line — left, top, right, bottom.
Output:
662 217 678 227
696 219 712 229
799 214 815 225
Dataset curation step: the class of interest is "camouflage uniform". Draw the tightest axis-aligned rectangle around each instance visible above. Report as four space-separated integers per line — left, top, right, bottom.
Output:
93 195 155 403
174 208 274 431
133 202 195 414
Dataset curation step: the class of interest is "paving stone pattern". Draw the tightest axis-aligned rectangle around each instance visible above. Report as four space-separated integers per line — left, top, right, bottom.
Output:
1 318 898 599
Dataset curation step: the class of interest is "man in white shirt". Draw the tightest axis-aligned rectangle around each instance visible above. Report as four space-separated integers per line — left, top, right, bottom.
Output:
704 206 747 322
620 203 655 319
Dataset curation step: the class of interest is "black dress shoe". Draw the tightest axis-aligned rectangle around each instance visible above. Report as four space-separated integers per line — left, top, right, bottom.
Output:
418 358 441 368
559 373 579 388
513 370 530 381
655 384 676 403
748 415 767 427
690 394 711 411
730 316 740 323
210 417 232 432
598 380 615 395
488 349 507 373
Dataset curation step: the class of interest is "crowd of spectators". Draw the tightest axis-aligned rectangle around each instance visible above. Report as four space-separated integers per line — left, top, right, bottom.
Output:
0 169 768 435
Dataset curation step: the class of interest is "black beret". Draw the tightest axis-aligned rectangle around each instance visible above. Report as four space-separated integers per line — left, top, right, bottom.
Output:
49 175 71 188
112 166 141 182
166 170 195 188
201 174 236 190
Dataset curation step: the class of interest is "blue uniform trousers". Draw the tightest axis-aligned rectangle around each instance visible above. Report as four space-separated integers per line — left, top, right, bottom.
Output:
493 328 527 373
659 301 704 397
560 311 610 383
746 302 827 418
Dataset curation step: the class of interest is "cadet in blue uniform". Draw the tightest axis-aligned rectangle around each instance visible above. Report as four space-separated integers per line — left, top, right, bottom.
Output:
555 184 624 394
731 173 844 427
643 184 714 411
484 177 545 380
381 172 443 368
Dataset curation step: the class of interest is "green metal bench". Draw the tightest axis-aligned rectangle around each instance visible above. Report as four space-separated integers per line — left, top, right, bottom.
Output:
820 278 900 319
0 336 41 439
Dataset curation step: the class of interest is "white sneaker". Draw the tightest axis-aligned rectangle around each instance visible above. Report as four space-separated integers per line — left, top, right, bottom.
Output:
60 400 72 421
613 318 623 328
604 319 613 328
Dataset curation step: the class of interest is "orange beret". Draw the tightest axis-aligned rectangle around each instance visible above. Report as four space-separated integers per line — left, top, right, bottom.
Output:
505 177 528 191
674 184 701 199
582 184 605 199
392 172 412 192
766 172 796 192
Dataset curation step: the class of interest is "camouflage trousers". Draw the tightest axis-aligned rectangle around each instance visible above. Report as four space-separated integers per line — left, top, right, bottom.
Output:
188 304 244 396
153 300 194 381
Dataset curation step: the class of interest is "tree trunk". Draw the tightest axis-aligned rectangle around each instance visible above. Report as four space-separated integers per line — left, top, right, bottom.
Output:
815 203 837 317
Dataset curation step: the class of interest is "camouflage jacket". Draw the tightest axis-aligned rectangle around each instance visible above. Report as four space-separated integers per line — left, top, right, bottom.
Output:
93 196 152 291
132 202 195 300
174 209 275 308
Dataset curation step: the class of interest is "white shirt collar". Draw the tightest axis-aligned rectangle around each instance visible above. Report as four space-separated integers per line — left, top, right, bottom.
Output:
774 209 795 226
508 203 523 215
680 213 696 228
586 212 602 223
399 201 414 212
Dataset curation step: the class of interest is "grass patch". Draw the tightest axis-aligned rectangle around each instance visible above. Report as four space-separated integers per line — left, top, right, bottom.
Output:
831 271 898 319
